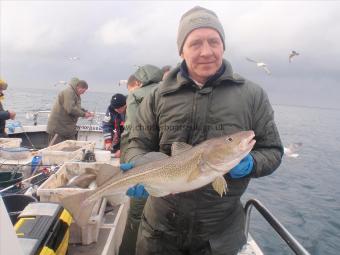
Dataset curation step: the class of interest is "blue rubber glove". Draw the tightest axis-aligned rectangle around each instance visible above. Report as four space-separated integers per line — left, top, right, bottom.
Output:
120 162 135 171
6 121 21 133
126 184 149 198
120 162 149 199
229 154 254 179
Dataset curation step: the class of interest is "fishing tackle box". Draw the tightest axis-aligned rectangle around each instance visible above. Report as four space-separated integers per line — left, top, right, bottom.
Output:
14 202 72 255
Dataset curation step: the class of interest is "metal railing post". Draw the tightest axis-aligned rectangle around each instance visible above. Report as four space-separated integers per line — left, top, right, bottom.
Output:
244 199 310 255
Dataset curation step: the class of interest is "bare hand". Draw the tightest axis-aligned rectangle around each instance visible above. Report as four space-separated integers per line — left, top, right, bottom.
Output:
84 112 94 118
104 142 112 151
8 111 16 120
113 150 121 158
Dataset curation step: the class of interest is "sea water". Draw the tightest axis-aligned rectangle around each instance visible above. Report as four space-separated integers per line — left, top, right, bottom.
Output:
4 87 340 255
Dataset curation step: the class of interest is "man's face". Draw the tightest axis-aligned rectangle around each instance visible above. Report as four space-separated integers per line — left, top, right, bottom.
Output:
77 87 87 95
115 105 126 114
181 28 224 84
127 81 142 92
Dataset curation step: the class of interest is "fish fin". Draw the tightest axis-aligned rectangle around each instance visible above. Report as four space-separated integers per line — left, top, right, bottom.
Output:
96 164 121 186
144 186 170 197
212 176 227 197
171 142 192 156
187 168 201 182
61 190 97 227
66 175 78 186
84 167 97 174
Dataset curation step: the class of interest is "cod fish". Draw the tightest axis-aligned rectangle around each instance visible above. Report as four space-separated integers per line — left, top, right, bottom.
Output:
65 173 97 188
63 130 256 226
58 168 97 189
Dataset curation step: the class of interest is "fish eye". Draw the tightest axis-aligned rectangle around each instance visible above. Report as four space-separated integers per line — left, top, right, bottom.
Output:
226 137 233 142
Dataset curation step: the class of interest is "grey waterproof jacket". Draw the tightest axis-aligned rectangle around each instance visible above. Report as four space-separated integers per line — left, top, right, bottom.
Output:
120 65 163 162
47 79 86 137
125 59 283 253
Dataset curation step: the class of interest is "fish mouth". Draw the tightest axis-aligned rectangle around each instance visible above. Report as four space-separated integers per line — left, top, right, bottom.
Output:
239 131 256 151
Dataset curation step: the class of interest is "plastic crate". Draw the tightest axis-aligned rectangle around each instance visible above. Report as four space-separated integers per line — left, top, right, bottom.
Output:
36 161 118 245
38 140 95 165
36 161 111 202
0 157 33 179
0 147 31 160
69 197 107 245
0 138 22 148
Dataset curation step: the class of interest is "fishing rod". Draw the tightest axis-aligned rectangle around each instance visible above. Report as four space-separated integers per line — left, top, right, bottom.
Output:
17 121 37 150
0 165 59 194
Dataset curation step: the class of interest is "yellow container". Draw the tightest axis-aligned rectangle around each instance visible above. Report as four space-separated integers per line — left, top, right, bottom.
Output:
15 202 72 255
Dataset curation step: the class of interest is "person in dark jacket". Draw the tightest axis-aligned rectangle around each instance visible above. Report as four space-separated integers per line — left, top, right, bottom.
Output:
0 79 16 137
124 6 283 255
119 65 163 255
102 93 126 158
47 77 93 145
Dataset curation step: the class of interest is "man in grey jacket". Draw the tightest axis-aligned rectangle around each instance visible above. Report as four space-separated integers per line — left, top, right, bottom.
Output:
119 64 163 255
125 6 283 255
47 77 93 145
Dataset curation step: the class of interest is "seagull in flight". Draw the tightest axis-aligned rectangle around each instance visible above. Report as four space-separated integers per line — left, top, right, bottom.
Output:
246 57 271 75
289 50 300 63
284 142 303 158
118 80 127 86
54 80 67 86
68 56 80 61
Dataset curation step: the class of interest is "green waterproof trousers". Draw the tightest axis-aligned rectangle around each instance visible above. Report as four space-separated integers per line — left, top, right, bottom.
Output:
118 197 147 255
136 215 240 255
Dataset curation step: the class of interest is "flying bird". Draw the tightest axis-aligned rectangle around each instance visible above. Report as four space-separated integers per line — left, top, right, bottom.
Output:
289 50 300 63
54 80 67 86
246 57 271 75
118 80 127 86
284 142 303 158
68 56 80 61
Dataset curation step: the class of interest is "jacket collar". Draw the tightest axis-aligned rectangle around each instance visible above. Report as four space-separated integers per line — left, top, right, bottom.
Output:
159 59 245 95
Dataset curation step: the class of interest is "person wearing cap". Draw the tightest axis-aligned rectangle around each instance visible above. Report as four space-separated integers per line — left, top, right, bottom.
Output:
0 79 16 137
102 93 126 157
124 6 283 254
47 77 94 145
118 64 163 255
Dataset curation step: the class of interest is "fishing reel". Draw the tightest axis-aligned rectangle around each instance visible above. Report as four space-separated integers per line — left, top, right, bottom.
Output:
81 149 96 162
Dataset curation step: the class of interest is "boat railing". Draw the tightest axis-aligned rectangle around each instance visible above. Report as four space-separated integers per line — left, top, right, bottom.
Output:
27 111 50 126
26 111 106 126
244 199 310 255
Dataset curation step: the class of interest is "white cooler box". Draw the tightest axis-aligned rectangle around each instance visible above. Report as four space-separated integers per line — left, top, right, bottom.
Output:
36 161 118 244
38 140 95 165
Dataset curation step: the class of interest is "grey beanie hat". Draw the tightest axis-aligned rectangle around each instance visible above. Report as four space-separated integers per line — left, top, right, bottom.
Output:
177 6 225 55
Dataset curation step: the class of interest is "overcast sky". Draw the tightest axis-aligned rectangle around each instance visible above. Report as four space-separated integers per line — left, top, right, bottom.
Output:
1 1 340 107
